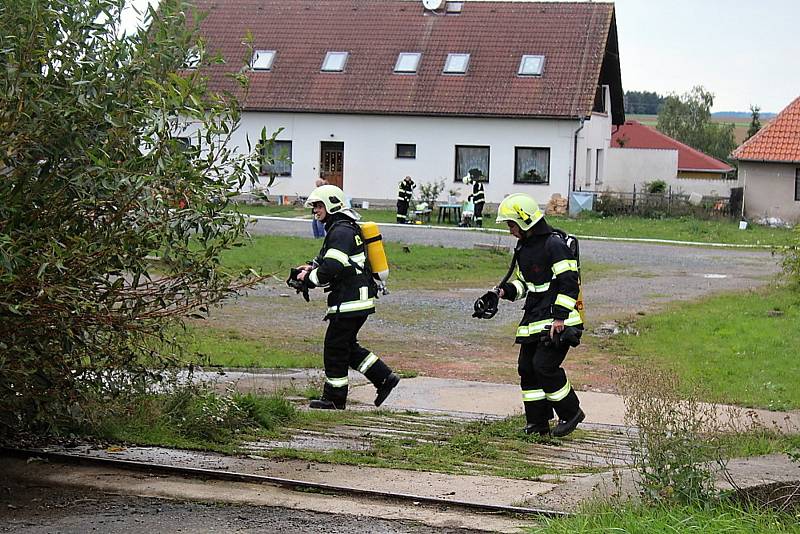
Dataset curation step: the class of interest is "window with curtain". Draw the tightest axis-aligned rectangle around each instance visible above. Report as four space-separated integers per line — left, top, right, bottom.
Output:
514 147 550 184
260 140 292 177
455 145 489 182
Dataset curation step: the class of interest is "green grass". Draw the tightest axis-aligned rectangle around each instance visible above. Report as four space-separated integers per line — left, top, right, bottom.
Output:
532 501 800 533
550 214 794 247
90 389 297 453
221 234 617 290
607 285 800 410
178 325 319 368
233 203 794 246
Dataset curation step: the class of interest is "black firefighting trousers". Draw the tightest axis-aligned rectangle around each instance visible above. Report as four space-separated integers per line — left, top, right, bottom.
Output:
474 202 484 227
322 315 392 408
396 200 409 223
518 339 581 427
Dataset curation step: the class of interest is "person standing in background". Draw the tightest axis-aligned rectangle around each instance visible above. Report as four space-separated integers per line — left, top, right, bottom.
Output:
312 178 328 238
396 176 415 224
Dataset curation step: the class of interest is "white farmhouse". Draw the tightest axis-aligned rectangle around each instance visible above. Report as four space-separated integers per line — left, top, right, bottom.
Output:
191 0 625 205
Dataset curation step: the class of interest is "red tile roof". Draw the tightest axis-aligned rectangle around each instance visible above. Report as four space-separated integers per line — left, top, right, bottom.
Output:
190 0 623 123
732 96 800 163
610 121 734 173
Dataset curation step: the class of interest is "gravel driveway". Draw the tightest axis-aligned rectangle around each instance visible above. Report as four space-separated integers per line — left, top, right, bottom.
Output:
248 217 781 320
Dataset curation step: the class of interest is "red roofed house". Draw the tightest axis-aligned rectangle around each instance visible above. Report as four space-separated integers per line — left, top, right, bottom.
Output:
732 96 800 223
189 0 624 205
605 120 734 196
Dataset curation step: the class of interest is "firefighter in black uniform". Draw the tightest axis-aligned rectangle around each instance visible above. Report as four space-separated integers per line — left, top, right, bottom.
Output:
462 170 485 227
294 184 400 409
396 176 415 224
473 193 584 437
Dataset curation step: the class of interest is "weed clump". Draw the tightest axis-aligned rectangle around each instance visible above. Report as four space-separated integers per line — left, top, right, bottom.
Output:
621 366 727 504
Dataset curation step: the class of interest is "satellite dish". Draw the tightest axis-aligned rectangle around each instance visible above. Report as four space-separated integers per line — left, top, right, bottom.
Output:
422 0 445 10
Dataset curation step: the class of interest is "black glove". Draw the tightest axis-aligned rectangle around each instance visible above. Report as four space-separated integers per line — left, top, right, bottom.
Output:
287 268 310 302
561 326 582 347
472 290 500 319
540 325 582 348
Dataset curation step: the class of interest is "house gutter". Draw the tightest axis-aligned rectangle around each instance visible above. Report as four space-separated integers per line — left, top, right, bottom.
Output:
571 117 586 192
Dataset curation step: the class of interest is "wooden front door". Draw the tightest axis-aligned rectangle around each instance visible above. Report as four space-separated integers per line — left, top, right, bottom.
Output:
320 141 344 188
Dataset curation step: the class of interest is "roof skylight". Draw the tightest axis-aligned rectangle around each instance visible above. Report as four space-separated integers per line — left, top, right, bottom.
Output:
251 50 276 71
518 55 545 76
321 51 349 72
443 53 470 74
394 53 421 74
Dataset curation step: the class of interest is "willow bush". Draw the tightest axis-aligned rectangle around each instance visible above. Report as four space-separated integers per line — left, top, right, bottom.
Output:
0 0 273 434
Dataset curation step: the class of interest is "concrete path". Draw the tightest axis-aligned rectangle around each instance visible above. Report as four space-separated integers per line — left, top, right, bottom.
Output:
349 376 800 432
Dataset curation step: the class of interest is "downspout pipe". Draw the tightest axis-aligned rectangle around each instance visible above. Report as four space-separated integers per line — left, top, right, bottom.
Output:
572 117 586 193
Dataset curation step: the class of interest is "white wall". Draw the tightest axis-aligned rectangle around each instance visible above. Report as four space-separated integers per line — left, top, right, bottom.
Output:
739 161 800 222
574 85 613 190
605 148 734 196
232 112 586 204
605 148 677 190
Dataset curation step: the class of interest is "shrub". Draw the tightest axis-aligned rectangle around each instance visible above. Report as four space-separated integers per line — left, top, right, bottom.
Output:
0 0 268 435
645 180 668 194
419 180 446 208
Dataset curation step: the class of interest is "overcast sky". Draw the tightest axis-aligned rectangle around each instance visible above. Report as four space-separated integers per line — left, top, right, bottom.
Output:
122 0 800 113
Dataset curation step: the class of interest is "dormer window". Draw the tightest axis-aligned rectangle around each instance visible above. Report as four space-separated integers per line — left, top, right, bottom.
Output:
251 50 276 71
443 53 470 74
518 55 545 76
394 53 421 74
321 51 349 72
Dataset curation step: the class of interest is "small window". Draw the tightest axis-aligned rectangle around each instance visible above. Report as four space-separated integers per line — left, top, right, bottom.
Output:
443 53 470 74
260 140 292 177
795 168 800 201
455 145 489 182
446 2 464 14
183 47 201 69
321 51 349 72
251 50 276 71
514 147 550 184
518 55 545 76
396 144 416 159
394 53 421 74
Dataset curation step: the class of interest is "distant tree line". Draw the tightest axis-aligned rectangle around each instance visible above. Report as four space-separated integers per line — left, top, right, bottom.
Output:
624 90 666 114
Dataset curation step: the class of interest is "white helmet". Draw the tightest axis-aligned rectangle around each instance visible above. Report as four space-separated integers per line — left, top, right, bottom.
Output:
305 184 345 214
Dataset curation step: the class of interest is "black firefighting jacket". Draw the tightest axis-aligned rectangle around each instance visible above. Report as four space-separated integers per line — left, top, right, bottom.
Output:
470 182 485 207
307 213 376 319
397 179 414 204
499 220 582 344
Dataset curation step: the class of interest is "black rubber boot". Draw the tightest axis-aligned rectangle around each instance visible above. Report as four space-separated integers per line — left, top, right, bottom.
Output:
309 399 345 410
552 408 585 437
523 423 551 436
374 373 400 407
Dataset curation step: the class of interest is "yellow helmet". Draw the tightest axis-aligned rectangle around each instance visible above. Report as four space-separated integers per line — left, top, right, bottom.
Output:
305 184 345 213
495 193 543 231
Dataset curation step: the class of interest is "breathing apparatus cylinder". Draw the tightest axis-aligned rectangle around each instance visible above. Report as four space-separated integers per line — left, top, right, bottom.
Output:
358 221 389 282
